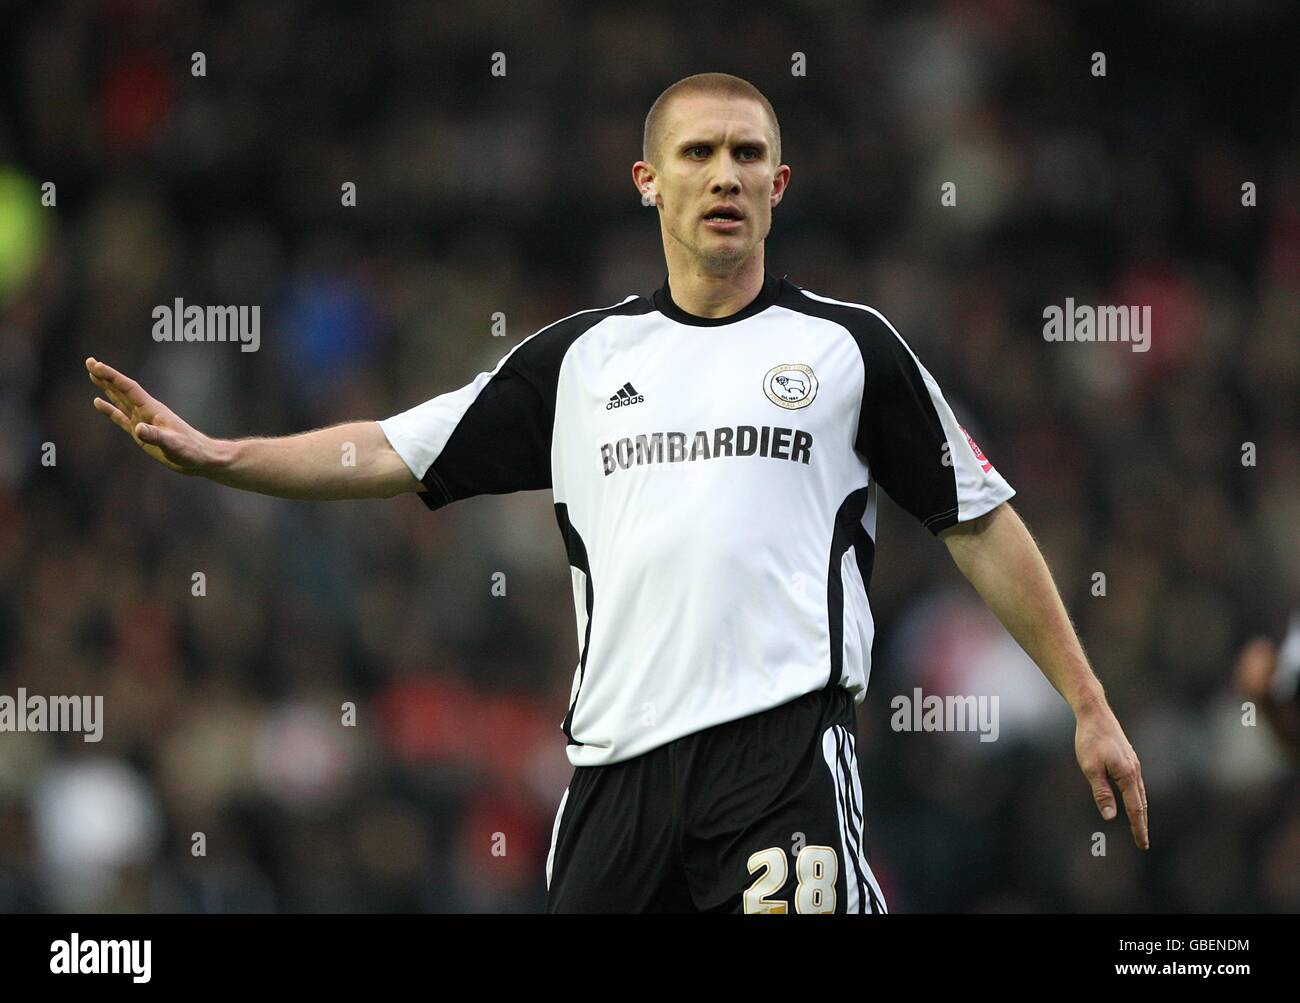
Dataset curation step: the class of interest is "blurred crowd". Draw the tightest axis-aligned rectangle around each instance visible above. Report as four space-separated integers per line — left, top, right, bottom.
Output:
0 1 1297 912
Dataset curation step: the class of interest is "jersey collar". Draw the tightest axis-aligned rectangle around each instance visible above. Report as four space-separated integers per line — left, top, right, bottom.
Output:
653 271 785 327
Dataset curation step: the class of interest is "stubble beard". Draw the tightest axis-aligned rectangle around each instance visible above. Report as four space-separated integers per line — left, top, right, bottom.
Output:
669 216 767 276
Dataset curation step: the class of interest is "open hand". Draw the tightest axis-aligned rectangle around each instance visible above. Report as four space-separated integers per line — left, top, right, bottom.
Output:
86 357 216 474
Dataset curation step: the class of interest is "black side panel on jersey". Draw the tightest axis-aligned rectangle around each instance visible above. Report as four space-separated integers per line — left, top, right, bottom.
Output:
420 296 655 510
554 502 593 747
826 486 875 689
777 284 960 533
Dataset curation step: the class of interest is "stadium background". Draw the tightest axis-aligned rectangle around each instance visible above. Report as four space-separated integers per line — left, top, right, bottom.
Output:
0 1 1296 912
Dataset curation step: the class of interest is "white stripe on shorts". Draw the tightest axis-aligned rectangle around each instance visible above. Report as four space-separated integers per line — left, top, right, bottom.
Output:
840 726 888 913
545 786 570 891
821 723 888 914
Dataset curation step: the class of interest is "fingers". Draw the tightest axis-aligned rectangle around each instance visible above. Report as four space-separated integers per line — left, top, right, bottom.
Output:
88 356 139 430
92 396 134 436
135 422 163 446
86 359 134 415
1080 708 1151 850
85 357 150 409
86 357 118 392
1134 771 1150 849
136 422 188 468
1113 759 1150 851
1090 774 1118 821
86 358 112 394
90 376 127 417
1086 747 1150 850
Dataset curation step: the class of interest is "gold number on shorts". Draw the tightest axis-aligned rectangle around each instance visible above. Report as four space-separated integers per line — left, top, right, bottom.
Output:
743 845 838 914
794 846 837 913
743 847 788 913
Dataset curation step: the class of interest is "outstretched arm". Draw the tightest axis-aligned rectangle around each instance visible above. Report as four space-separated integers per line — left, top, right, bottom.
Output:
87 357 422 500
939 501 1150 850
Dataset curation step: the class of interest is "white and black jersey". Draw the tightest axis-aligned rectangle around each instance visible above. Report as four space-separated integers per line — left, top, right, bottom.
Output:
380 272 1015 767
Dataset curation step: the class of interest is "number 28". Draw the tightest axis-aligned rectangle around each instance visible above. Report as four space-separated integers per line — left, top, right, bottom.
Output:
744 846 838 914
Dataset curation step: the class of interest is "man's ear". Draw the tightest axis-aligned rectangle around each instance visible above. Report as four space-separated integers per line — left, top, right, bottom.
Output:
633 163 658 206
769 164 791 208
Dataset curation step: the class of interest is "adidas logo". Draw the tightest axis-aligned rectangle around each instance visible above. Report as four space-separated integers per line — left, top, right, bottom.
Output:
605 381 645 410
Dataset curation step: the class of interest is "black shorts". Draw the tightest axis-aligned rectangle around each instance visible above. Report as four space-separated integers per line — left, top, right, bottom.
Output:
544 686 888 914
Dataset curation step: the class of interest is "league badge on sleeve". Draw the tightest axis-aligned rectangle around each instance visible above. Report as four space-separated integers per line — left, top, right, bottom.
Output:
960 424 994 473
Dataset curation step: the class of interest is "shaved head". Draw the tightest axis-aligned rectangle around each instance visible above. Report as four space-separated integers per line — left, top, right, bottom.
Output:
643 72 781 167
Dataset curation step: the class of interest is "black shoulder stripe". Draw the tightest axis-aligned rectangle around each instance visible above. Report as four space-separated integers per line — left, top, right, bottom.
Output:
505 295 655 429
776 283 960 532
420 295 653 510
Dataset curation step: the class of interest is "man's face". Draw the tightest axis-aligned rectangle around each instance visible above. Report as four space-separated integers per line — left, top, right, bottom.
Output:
636 95 789 275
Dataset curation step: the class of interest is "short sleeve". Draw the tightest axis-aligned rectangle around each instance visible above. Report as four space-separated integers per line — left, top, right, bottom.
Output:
379 342 552 511
855 311 1015 533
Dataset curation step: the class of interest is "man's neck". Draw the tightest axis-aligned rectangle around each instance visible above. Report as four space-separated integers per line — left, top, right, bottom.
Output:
663 255 767 319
